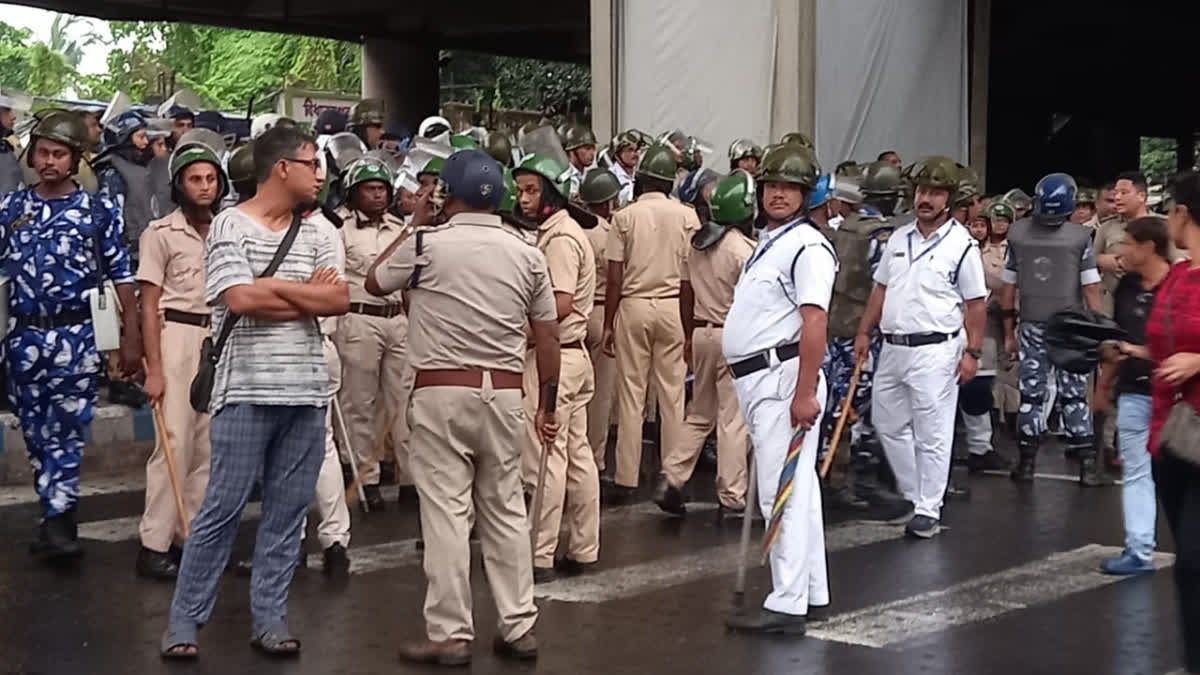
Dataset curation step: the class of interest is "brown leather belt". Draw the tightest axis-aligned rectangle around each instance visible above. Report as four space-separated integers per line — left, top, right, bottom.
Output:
163 309 211 328
414 369 523 390
349 302 404 319
694 320 723 328
562 341 585 349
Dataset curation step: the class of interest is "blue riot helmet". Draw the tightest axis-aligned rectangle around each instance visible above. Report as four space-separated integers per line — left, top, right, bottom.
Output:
1033 172 1077 226
315 108 348 136
440 149 504 211
103 110 147 149
193 110 225 134
807 173 833 210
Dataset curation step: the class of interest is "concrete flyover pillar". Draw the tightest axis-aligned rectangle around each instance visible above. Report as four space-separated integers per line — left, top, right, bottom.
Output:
361 38 440 132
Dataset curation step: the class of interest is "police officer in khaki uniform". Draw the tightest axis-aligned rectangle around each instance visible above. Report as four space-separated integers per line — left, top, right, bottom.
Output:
135 142 227 580
664 170 755 516
335 157 415 510
602 143 699 497
368 149 560 666
579 169 621 474
512 153 600 581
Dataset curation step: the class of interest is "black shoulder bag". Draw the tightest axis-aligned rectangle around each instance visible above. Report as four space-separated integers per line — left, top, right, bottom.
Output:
189 213 303 412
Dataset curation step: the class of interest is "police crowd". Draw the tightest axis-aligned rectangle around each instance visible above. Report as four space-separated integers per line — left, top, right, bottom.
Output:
3 90 1200 671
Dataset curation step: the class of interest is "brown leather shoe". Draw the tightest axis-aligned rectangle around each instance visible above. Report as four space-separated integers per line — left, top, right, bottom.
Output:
493 630 538 660
397 638 471 666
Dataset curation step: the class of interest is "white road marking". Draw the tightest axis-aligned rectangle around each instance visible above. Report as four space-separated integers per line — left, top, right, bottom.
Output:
807 544 1175 649
79 503 264 542
533 520 905 603
0 474 150 508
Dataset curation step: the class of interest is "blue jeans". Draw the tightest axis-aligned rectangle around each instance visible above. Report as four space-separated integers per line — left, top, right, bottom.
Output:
1117 393 1155 561
169 404 325 635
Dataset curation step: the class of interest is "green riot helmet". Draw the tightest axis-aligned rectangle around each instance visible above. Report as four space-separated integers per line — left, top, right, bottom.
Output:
728 138 764 164
985 200 1015 223
909 156 960 191
1075 187 1097 205
227 141 256 186
27 109 89 169
349 97 386 128
419 156 444 178
513 152 571 199
579 167 622 205
758 143 821 189
611 131 640 153
637 143 680 182
344 156 395 204
709 169 758 225
779 131 815 150
861 160 903 195
484 132 513 167
499 168 517 213
953 163 980 206
835 160 861 181
169 144 229 207
563 124 597 151
1003 188 1033 213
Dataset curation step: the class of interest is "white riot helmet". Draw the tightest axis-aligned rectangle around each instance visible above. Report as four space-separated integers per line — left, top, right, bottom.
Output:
251 113 284 140
417 115 452 145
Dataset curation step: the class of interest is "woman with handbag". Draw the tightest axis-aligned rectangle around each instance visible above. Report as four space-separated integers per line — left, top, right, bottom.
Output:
1146 171 1200 674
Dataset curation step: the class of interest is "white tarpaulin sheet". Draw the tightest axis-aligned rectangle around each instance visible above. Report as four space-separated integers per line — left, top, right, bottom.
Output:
814 0 968 165
614 0 968 170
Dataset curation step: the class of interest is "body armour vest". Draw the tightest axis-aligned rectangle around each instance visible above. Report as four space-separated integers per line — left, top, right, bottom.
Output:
1005 217 1093 323
823 214 893 339
109 153 156 254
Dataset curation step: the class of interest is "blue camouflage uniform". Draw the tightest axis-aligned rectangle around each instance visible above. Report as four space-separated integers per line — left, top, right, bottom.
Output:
0 186 132 518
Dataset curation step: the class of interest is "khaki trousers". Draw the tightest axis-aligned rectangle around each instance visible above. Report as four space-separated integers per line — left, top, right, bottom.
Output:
139 321 211 552
336 312 413 486
613 297 686 488
662 326 750 508
313 337 351 549
524 348 599 568
410 379 537 643
586 305 617 471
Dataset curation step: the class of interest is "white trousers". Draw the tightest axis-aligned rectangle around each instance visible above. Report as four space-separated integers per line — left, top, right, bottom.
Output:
872 338 960 520
307 337 351 550
732 358 828 616
962 411 993 456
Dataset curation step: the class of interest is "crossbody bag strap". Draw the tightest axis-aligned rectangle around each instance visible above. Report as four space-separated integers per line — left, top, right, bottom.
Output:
211 212 303 360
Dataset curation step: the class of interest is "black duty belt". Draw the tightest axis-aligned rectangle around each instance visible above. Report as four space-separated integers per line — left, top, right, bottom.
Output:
694 320 724 328
163 309 211 328
348 302 404 319
882 330 959 347
562 341 585 350
729 342 800 379
14 309 91 331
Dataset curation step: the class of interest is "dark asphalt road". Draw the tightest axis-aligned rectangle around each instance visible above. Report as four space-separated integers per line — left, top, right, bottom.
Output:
0 435 1186 675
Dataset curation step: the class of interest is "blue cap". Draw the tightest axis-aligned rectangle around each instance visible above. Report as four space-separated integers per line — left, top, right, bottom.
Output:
166 104 193 119
1034 172 1077 222
807 173 833 209
193 110 225 133
441 149 505 210
315 109 347 135
678 168 719 204
382 123 409 140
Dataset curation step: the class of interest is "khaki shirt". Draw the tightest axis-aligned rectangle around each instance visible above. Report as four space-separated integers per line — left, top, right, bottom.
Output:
606 192 699 299
1094 215 1125 316
585 216 611 303
538 209 595 344
136 209 208 314
373 212 556 373
337 207 409 304
681 229 754 324
980 239 1008 303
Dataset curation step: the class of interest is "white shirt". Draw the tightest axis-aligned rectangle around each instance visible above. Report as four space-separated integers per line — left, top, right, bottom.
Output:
874 218 986 335
569 164 585 199
609 162 635 207
722 220 838 363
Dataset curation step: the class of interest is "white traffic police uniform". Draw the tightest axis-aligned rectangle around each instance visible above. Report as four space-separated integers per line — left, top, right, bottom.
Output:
608 162 635 207
722 218 836 617
870 218 986 521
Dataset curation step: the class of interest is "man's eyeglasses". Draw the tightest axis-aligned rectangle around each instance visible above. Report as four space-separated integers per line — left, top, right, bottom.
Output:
282 157 321 172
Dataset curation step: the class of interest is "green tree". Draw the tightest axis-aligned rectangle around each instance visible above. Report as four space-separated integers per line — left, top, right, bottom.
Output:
48 14 101 69
1140 137 1177 181
0 22 34 90
440 51 590 119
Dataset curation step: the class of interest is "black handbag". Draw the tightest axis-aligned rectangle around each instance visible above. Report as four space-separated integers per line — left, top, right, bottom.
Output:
189 213 302 412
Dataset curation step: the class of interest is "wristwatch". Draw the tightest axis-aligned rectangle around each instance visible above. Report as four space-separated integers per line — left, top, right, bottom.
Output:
965 347 983 360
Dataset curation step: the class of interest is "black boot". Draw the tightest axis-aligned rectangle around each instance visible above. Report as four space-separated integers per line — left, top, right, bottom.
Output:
1011 435 1037 482
33 512 83 559
363 484 386 512
136 547 180 580
1077 436 1113 487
